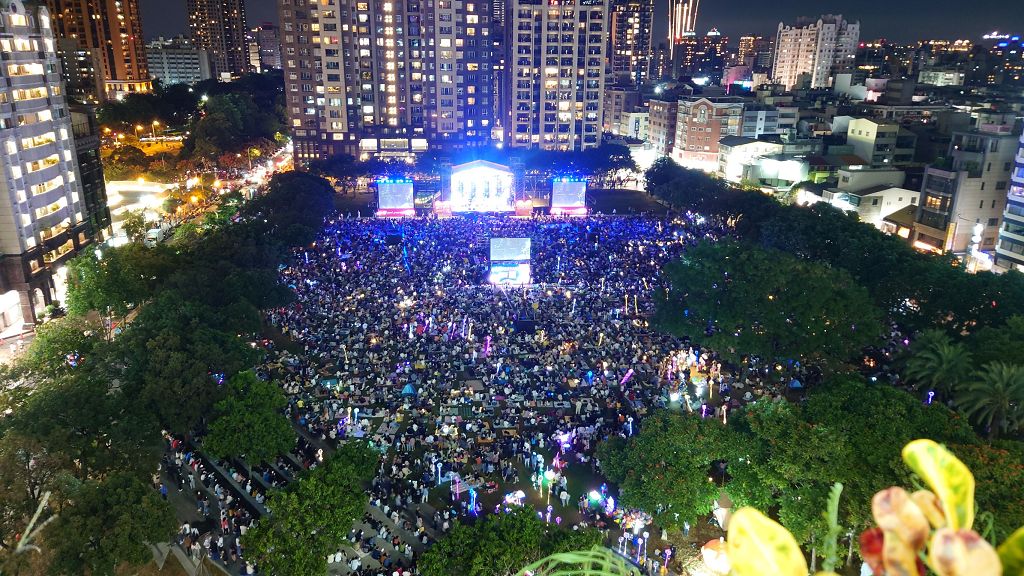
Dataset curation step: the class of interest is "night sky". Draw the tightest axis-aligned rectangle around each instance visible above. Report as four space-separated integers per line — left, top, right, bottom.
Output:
141 0 1023 45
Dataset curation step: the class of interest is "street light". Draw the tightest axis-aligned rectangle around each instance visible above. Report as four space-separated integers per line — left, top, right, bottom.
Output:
134 124 142 140
150 120 160 140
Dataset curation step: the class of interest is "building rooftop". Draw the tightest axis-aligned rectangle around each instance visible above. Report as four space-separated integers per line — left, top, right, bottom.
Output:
718 136 760 147
884 204 919 228
842 184 901 197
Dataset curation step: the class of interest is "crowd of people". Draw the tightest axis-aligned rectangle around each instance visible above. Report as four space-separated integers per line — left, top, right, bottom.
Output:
164 212 813 575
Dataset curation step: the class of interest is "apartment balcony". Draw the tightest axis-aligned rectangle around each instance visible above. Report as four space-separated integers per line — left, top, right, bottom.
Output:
42 239 74 264
40 221 71 245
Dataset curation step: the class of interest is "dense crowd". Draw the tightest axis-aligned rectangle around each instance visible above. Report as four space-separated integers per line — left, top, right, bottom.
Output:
164 212 814 575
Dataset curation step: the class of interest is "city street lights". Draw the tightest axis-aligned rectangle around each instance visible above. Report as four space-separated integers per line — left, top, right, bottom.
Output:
150 120 160 140
133 124 142 140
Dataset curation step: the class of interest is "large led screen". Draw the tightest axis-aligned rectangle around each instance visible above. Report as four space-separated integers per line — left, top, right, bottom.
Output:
450 165 515 212
377 179 414 210
489 238 531 262
551 180 587 209
488 261 532 286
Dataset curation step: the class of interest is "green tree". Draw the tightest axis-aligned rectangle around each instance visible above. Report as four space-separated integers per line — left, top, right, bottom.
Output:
418 507 604 576
45 472 176 576
597 411 739 530
308 153 368 194
903 329 973 399
18 316 103 377
204 371 295 467
657 240 884 369
120 210 149 244
9 371 163 480
65 244 177 318
0 433 68 553
172 221 202 245
643 157 686 194
956 362 1024 440
726 375 975 550
242 441 378 576
968 315 1024 367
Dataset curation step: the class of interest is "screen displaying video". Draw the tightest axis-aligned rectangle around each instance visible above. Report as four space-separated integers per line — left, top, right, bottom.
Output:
378 180 414 210
551 180 586 208
450 165 515 212
490 238 531 262
488 261 532 285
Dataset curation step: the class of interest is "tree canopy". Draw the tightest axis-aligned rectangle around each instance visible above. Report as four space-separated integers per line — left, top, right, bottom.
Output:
418 507 603 576
204 371 296 466
595 375 1012 559
657 239 884 369
241 441 378 576
44 472 177 576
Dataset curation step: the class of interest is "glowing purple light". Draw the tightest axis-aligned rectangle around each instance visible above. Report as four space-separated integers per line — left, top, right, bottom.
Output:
927 391 935 405
620 369 634 386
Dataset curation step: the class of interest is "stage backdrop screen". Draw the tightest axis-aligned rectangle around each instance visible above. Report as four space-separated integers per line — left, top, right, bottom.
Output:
450 165 515 212
378 180 414 210
551 180 587 208
490 238 531 262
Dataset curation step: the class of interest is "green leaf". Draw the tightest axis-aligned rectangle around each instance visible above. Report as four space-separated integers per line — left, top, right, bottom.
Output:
726 507 809 576
902 439 975 531
998 526 1024 576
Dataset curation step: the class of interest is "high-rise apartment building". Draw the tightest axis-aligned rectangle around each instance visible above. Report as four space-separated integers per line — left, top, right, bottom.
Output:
736 35 772 70
608 0 653 87
671 29 728 81
46 0 151 100
280 0 496 162
187 0 249 79
508 0 608 150
69 104 110 244
247 23 282 72
994 132 1024 269
145 36 213 86
737 35 757 64
772 14 859 89
55 37 102 103
0 1 100 330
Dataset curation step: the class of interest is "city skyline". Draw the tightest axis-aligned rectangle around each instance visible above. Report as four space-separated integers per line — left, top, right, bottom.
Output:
140 0 1024 44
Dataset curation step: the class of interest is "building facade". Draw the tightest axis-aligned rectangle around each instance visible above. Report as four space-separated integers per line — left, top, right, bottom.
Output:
508 0 607 150
0 1 98 330
740 104 779 138
55 37 103 103
995 131 1024 269
46 0 151 100
69 104 110 242
247 23 281 72
608 0 653 87
281 0 497 162
647 98 678 155
602 87 641 134
145 36 213 86
671 96 744 170
187 0 249 79
913 116 1019 255
772 14 859 89
846 117 917 167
